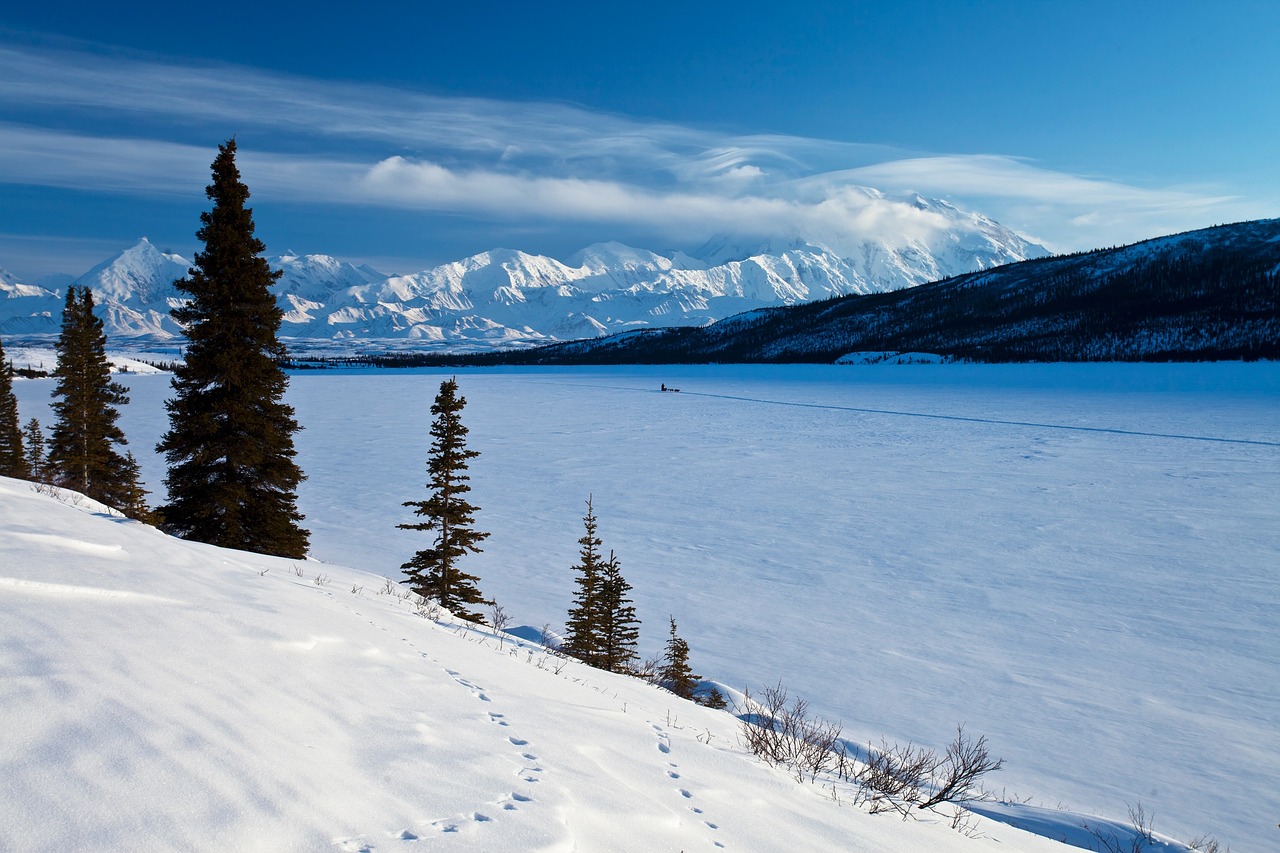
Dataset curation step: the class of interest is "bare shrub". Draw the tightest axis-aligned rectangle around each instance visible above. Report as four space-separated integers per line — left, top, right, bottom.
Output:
917 725 1004 810
1084 803 1157 853
949 805 982 837
634 658 660 683
736 682 1005 821
292 564 306 577
1187 834 1228 853
739 682 843 782
489 603 511 648
415 597 442 621
313 573 330 586
850 738 936 816
379 576 397 595
1128 803 1155 846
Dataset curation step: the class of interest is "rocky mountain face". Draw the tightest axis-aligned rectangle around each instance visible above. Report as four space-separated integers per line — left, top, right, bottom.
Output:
0 194 1046 349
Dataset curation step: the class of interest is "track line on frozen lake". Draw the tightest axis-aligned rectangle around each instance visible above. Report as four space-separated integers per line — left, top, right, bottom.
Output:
675 390 1280 446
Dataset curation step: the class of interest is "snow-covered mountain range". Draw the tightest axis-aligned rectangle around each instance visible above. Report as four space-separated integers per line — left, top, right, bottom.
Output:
0 193 1045 348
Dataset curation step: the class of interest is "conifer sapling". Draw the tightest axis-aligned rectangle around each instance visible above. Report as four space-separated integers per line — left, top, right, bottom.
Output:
659 616 701 700
564 495 606 666
23 418 45 483
0 335 30 480
399 377 491 622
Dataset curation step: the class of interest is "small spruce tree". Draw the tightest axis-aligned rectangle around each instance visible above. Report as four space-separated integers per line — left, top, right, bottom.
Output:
157 138 308 557
47 287 135 505
23 418 45 482
117 451 154 522
399 377 491 622
658 615 700 700
596 548 641 674
564 496 606 666
0 336 30 479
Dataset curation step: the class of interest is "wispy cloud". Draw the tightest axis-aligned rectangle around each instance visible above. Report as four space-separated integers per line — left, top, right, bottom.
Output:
0 123 958 251
840 155 1235 211
357 156 956 245
0 124 207 195
831 155 1263 249
0 39 1266 254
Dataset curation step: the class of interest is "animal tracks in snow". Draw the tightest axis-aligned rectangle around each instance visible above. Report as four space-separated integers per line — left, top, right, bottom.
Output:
444 668 491 702
518 750 545 785
398 663 541 840
651 722 724 847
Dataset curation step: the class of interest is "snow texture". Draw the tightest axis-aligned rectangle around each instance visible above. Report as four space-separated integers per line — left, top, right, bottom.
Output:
2 476 1077 852
8 362 1277 851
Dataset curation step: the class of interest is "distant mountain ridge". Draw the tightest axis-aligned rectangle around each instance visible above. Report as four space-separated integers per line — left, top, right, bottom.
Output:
0 192 1044 348
428 219 1280 365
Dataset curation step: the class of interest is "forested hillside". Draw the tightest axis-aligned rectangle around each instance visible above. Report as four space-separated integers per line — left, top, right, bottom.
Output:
391 219 1278 366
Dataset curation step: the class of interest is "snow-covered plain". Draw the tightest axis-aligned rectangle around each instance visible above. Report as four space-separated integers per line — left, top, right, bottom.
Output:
9 363 1279 851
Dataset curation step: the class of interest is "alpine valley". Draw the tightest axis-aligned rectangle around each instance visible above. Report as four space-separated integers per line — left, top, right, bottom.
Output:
0 192 1044 351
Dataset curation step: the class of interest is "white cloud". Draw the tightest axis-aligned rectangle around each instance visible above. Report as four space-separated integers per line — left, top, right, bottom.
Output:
0 122 961 249
355 156 962 252
0 40 1268 254
834 155 1264 250
840 155 1237 210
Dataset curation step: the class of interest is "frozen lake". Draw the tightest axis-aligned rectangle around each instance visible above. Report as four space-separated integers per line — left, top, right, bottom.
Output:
13 362 1280 849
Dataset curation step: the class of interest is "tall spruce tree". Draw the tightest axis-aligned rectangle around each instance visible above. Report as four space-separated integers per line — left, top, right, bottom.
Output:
564 495 606 666
158 139 308 558
399 377 491 622
0 335 30 479
48 287 135 506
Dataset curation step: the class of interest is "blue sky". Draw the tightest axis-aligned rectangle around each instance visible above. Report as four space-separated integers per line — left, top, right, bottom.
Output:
1 0 1276 279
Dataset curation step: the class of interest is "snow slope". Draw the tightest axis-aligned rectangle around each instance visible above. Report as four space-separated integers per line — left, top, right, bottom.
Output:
8 363 1274 851
1 477 1079 852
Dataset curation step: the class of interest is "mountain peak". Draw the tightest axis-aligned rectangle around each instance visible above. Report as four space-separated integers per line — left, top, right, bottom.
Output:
75 238 190 305
3 204 1050 344
567 241 671 272
691 233 823 265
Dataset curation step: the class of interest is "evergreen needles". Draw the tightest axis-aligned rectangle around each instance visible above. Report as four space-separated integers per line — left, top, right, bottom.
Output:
399 377 491 622
658 616 700 700
157 139 308 558
563 496 640 674
46 287 145 513
0 335 29 479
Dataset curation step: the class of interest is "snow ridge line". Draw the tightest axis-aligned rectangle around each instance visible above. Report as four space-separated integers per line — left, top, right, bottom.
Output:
0 576 184 603
678 390 1280 447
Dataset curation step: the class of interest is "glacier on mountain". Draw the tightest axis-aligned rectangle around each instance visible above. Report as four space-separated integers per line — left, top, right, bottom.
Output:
0 193 1046 348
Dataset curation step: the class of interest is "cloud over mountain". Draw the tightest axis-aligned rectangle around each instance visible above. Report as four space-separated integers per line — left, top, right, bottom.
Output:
0 193 1046 347
0 39 1264 277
